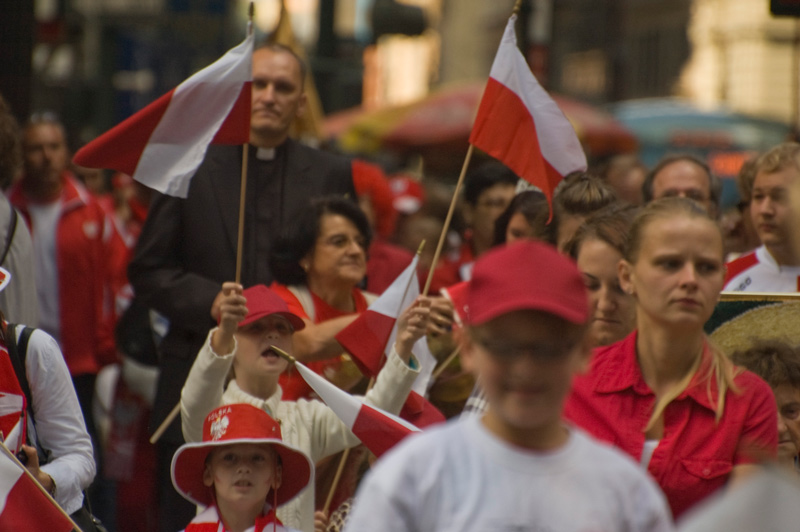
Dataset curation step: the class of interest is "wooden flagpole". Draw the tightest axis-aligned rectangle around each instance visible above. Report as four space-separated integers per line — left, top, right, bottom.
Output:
323 242 424 514
421 144 474 297
150 3 255 446
0 442 84 531
422 3 526 297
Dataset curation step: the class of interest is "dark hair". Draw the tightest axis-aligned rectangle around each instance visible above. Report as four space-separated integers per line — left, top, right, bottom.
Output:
565 203 637 260
463 161 519 206
553 172 618 218
254 42 307 85
731 340 800 390
0 94 21 188
642 154 721 213
270 196 372 285
492 190 556 245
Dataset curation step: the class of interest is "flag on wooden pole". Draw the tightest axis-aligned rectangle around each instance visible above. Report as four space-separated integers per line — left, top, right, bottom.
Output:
73 32 254 197
0 446 75 531
469 15 587 211
293 360 421 458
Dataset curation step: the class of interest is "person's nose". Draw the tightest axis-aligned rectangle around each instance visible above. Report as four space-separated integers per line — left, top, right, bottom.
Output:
679 263 698 288
778 413 788 436
597 286 617 313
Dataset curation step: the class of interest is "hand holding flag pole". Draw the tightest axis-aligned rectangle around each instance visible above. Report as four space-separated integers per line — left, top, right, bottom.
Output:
0 441 83 531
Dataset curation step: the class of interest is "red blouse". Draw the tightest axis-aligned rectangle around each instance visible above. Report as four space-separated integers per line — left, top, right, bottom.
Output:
270 283 369 400
564 331 778 518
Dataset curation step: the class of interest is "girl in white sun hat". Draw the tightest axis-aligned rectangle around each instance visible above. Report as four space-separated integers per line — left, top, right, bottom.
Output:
172 403 314 532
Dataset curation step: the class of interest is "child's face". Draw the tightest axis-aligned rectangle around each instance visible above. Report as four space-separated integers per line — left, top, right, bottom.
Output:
203 443 281 511
462 310 591 438
233 315 293 377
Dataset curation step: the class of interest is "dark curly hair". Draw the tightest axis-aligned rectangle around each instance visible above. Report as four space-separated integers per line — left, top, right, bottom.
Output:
269 196 372 286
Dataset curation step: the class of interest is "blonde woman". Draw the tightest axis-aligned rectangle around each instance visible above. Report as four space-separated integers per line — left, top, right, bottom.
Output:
564 197 777 518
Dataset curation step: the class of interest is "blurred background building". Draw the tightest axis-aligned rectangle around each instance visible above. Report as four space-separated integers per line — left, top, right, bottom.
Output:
2 0 799 178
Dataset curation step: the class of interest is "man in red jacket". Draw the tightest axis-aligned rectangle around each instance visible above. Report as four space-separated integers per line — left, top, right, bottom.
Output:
9 113 114 445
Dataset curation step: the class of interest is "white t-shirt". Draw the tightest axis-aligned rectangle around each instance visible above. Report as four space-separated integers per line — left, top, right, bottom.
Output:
723 245 800 292
344 416 674 532
27 202 61 342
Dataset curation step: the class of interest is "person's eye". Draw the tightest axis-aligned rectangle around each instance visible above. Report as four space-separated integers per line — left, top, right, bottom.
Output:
696 261 721 275
251 454 266 463
657 259 681 270
221 453 237 463
783 406 800 420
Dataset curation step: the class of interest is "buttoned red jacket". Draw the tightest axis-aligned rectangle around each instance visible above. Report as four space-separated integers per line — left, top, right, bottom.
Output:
564 332 777 519
9 173 115 376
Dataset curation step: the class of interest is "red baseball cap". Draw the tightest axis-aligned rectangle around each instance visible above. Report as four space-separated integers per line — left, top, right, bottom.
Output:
466 241 588 326
239 285 305 331
171 404 314 508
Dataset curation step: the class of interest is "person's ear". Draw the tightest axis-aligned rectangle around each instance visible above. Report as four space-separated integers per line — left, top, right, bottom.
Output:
272 462 283 491
618 259 635 297
458 328 476 375
295 92 307 119
203 464 214 488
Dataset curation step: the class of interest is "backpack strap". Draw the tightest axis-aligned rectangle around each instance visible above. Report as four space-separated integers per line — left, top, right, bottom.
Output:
0 208 17 267
5 323 34 425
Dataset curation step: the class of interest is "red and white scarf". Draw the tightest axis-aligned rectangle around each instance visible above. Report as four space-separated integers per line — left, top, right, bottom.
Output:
184 505 288 532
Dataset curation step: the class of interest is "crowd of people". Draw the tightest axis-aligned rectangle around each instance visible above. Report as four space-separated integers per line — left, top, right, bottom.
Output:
1 38 800 532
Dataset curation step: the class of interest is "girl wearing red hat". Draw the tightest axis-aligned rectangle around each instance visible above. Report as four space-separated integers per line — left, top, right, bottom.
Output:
181 283 429 532
172 403 313 532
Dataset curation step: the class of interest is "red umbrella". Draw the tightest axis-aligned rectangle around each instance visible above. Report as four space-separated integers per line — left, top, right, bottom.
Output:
326 82 638 160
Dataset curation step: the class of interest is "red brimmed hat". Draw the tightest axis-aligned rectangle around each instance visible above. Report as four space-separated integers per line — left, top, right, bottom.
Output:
240 285 306 331
466 241 588 326
171 404 313 508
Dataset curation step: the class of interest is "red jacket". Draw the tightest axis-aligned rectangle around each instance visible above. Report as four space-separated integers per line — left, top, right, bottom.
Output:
9 173 115 376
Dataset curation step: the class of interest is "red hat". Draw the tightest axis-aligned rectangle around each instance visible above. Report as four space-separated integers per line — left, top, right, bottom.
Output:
171 404 314 508
240 285 305 331
389 175 425 215
466 241 588 326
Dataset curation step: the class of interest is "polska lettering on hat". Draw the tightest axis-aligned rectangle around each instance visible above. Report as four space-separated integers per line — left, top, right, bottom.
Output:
465 240 588 326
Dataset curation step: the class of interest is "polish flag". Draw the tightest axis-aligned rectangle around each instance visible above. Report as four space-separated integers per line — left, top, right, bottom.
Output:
469 15 586 210
336 254 437 395
293 361 421 458
0 447 73 531
73 31 254 198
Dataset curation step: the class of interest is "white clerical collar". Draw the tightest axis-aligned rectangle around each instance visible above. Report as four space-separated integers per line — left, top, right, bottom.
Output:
256 147 276 160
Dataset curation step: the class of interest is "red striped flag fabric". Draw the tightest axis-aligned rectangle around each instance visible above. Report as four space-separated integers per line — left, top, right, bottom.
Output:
469 15 587 210
0 448 73 531
293 360 421 458
73 32 254 198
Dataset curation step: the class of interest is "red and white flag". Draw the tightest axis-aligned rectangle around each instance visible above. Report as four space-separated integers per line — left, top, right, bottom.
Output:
469 15 586 210
335 255 437 394
0 447 73 531
73 31 254 197
293 360 421 458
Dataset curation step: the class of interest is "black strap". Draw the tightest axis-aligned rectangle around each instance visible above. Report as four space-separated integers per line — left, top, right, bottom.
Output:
5 323 34 424
0 208 17 266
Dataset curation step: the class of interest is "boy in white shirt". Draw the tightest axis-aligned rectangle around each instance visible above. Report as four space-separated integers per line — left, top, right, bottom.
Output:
344 240 674 532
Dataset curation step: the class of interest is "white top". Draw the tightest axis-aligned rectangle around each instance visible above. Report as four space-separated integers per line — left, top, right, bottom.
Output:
20 325 96 514
344 416 674 532
27 202 61 342
724 245 800 292
641 439 659 468
181 329 420 532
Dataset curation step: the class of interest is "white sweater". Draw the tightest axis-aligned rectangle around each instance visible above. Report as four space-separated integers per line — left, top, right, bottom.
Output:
181 328 420 532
